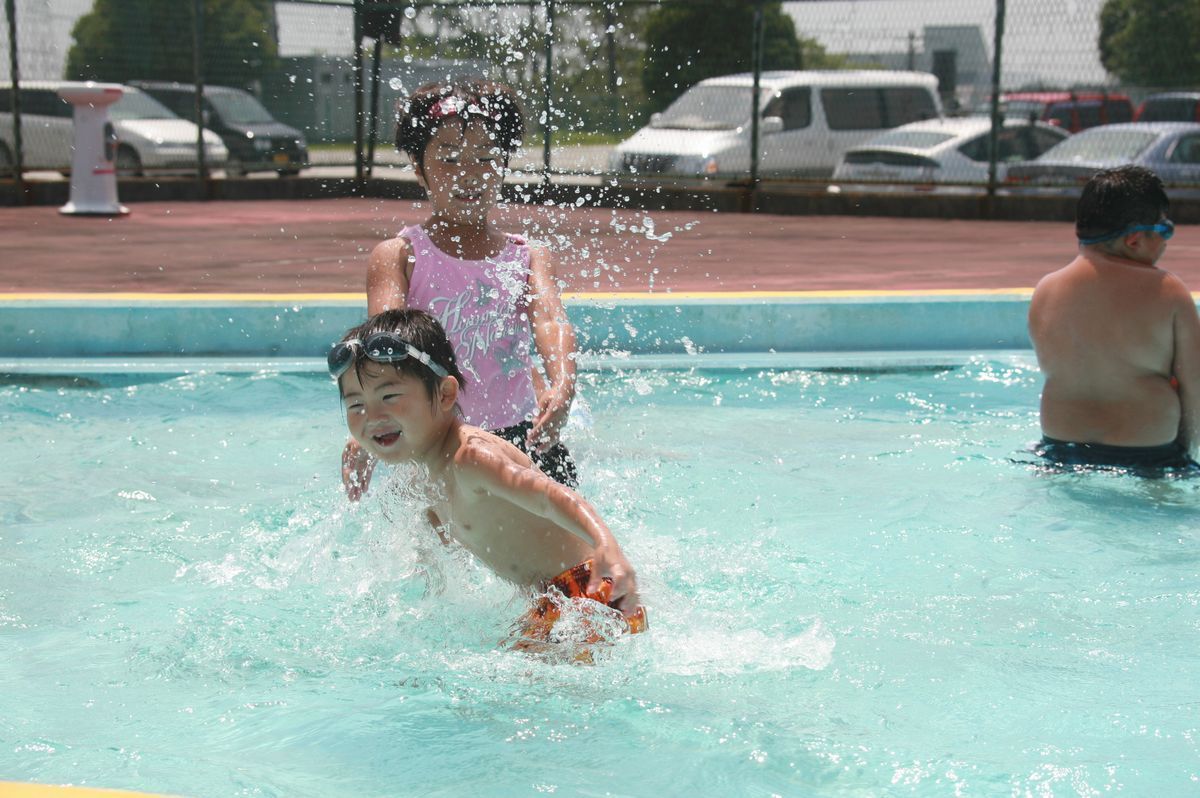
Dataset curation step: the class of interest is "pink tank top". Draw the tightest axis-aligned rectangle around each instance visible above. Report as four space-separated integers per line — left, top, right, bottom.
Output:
402 224 538 430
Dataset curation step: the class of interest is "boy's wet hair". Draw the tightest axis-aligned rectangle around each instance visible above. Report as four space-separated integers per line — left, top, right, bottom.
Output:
337 308 466 400
1076 165 1169 242
395 79 525 171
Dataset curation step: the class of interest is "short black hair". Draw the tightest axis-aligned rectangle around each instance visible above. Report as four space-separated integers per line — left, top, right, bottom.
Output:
395 79 524 171
1076 165 1169 242
335 308 465 400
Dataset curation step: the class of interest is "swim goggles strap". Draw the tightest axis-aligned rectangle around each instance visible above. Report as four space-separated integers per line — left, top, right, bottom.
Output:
1078 220 1175 245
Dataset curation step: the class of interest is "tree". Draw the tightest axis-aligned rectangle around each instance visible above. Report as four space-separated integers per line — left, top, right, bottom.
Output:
66 0 278 90
641 0 822 112
1098 0 1200 88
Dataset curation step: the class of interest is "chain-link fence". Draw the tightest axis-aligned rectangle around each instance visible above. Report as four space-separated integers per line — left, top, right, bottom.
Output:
4 0 1200 196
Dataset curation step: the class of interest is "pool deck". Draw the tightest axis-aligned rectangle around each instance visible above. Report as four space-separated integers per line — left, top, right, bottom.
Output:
2 198 1199 359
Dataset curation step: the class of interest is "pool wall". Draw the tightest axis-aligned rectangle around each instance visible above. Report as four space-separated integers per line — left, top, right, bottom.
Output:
0 292 1033 359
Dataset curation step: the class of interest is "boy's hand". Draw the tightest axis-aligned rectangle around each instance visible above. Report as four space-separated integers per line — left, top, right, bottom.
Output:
341 438 376 501
528 382 573 453
589 548 640 617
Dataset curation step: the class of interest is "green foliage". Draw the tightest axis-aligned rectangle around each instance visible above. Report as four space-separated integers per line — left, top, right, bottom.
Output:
1098 0 1200 87
66 0 278 89
641 0 810 112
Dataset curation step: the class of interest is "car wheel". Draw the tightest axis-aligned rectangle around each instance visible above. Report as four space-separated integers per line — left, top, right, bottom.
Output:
116 145 142 177
226 157 248 177
0 142 13 177
277 168 300 177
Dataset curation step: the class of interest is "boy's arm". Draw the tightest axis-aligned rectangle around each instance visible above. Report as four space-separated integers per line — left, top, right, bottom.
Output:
1171 280 1200 454
526 245 578 452
459 440 639 614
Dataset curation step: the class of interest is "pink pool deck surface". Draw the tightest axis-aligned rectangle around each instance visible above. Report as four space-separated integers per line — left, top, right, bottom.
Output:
2 198 1199 296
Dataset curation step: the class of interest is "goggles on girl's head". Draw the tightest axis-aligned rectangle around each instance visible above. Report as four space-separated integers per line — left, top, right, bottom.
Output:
1078 219 1175 245
426 95 502 122
328 332 450 380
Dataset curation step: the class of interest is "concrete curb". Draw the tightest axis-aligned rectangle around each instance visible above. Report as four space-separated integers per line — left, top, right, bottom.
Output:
0 292 1034 358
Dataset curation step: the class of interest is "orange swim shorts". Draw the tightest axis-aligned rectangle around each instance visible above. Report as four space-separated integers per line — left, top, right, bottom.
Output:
511 559 648 651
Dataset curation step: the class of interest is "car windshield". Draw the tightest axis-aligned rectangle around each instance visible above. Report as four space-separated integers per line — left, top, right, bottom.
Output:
109 90 178 121
652 86 767 130
208 91 275 125
1040 128 1158 161
863 129 956 150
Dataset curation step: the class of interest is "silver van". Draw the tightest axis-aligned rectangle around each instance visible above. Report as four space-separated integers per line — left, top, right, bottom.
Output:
610 70 942 180
0 80 227 176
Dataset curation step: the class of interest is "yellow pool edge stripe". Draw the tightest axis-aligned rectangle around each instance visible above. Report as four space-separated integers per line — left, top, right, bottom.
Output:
0 289 1038 302
0 782 178 798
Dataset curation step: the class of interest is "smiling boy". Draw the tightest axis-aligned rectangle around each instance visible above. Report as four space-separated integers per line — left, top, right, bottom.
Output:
1028 165 1200 472
331 308 646 649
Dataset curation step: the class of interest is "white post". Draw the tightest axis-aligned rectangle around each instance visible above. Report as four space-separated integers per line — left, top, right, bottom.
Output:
58 82 129 216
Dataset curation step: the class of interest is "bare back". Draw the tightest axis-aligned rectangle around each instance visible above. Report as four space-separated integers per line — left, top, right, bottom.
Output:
1028 252 1196 446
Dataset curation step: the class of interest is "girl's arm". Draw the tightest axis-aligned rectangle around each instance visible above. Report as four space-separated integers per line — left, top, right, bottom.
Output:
459 440 640 614
366 236 414 314
342 236 416 500
526 245 578 451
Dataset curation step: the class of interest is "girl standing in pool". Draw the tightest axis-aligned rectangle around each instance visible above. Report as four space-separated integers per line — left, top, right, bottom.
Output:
341 79 579 499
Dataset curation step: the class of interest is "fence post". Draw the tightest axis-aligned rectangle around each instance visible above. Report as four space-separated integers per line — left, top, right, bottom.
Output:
985 0 1006 205
192 0 208 191
5 0 25 200
542 0 555 190
367 37 383 178
353 0 365 183
746 0 766 210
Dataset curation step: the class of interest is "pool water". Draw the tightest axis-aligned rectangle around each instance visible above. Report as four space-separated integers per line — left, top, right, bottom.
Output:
2 357 1199 796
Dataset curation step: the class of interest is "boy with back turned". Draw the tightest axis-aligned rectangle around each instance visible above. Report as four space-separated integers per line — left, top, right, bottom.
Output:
1029 165 1200 472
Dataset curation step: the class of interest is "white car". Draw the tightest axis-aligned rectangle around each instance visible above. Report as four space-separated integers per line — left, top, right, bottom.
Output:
0 81 227 177
831 116 1069 190
610 70 942 180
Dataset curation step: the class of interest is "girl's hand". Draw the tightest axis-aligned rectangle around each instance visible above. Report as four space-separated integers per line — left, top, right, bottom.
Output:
528 381 574 453
342 438 376 501
588 548 640 617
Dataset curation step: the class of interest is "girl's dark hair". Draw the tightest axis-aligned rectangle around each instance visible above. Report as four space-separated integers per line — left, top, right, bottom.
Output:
395 79 525 171
337 308 465 400
1076 165 1169 242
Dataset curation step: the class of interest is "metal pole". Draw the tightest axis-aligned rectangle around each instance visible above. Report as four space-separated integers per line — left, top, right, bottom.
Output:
367 37 383 178
353 1 365 183
192 0 208 190
5 0 25 199
986 0 1006 200
541 0 554 189
605 3 617 134
748 0 765 190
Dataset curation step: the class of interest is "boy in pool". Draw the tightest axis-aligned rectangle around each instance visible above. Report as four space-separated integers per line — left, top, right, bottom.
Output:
1028 165 1200 472
330 308 647 650
341 79 580 500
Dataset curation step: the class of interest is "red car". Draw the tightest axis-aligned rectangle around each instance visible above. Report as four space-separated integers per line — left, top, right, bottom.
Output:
995 91 1134 133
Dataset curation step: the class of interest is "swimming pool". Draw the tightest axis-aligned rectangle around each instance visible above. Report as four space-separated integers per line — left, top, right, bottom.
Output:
3 354 1198 796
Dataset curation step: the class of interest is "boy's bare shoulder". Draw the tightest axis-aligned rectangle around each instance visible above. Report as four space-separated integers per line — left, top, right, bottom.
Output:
452 427 532 480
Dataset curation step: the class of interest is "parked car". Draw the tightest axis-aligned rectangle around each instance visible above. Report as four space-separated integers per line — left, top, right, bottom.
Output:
609 70 942 180
1004 122 1200 189
986 91 1134 133
1135 92 1200 123
831 116 1068 189
0 81 227 177
131 81 307 176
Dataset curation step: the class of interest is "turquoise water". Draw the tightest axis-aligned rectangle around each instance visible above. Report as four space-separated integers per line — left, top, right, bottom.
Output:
2 357 1199 797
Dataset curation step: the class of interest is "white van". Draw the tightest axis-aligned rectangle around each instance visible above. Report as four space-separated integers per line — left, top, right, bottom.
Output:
610 70 942 180
0 81 227 176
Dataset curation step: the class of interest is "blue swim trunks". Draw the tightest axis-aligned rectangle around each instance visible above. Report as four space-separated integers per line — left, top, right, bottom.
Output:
1034 436 1200 476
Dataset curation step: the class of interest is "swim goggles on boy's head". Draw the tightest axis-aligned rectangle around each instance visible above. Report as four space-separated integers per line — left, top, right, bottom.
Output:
327 332 450 380
1078 219 1175 245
